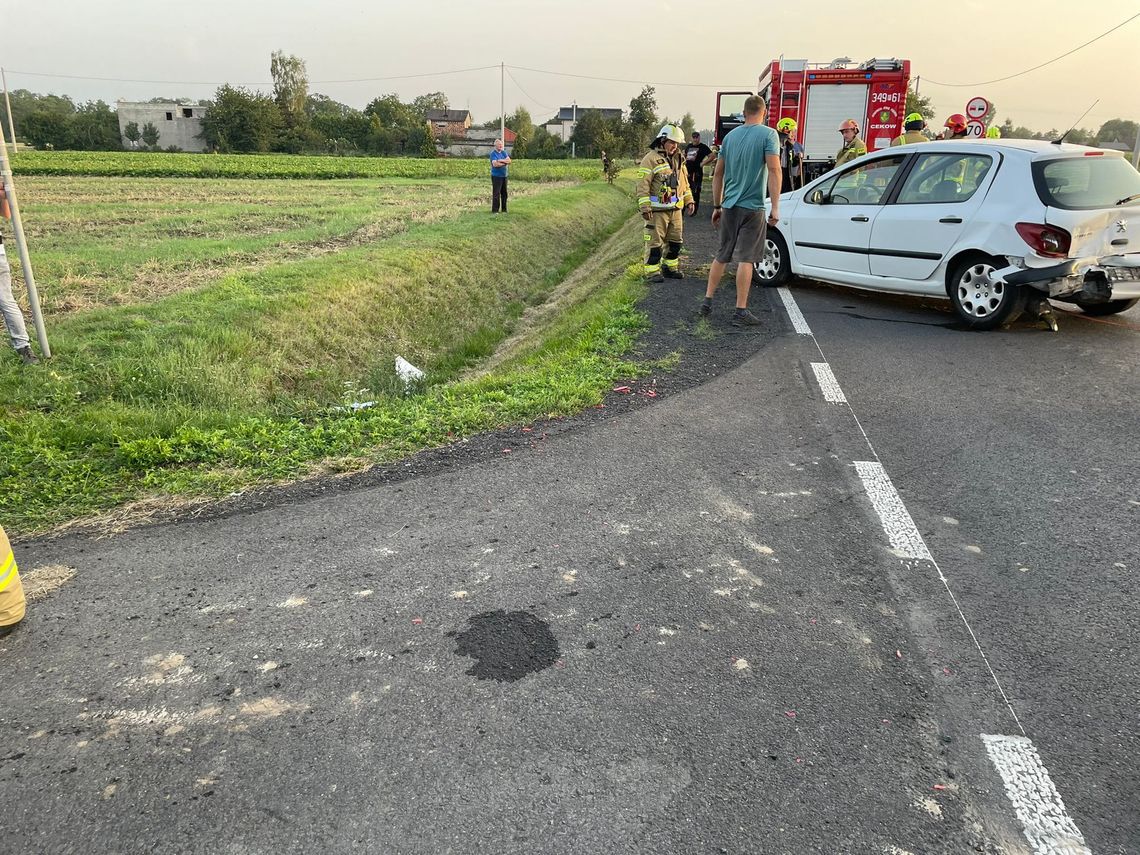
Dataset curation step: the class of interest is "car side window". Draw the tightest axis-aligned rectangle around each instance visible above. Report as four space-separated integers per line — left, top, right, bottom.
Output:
895 153 994 204
807 156 905 205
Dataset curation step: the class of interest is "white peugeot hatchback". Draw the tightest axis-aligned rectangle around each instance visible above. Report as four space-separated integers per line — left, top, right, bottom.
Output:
755 140 1140 329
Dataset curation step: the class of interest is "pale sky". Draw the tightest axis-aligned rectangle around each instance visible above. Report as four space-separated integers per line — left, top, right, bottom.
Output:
1 0 1137 136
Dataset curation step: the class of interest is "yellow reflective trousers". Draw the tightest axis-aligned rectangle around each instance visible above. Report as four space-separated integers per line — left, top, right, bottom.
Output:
0 525 26 629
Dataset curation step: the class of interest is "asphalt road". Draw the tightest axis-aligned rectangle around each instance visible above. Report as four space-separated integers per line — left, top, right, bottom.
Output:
2 216 1136 853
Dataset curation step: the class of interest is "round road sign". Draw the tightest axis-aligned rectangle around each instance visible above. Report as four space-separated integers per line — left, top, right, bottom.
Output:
966 119 987 138
966 97 991 120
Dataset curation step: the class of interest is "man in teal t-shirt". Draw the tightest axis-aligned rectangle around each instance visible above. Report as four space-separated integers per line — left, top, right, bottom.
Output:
701 95 782 326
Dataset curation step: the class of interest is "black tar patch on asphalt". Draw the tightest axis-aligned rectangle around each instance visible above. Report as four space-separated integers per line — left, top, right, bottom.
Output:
454 610 561 683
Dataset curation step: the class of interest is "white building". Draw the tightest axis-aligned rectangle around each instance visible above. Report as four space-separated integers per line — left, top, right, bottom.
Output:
116 101 208 152
543 106 623 143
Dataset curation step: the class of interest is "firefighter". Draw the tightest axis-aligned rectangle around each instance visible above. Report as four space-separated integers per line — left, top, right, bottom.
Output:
986 126 1002 139
835 119 867 167
943 114 969 140
776 118 804 192
636 124 695 282
892 112 928 146
0 523 26 639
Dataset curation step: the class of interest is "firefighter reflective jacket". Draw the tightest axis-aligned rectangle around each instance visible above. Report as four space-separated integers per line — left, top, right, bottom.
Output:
636 148 693 212
0 525 26 629
835 136 868 167
891 131 928 146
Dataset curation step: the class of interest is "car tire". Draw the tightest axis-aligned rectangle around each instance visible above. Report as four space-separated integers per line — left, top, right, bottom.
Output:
1075 297 1139 316
949 255 1026 330
753 229 790 288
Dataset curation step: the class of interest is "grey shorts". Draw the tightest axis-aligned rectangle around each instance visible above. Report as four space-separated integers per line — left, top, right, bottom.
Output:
715 207 767 264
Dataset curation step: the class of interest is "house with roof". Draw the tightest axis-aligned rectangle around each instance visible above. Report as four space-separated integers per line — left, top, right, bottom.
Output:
543 106 624 143
424 109 473 139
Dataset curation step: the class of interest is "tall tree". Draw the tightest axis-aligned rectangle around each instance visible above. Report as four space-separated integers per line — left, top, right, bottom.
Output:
679 112 695 139
628 86 658 153
270 51 309 127
506 106 534 157
140 121 161 148
69 101 121 150
411 92 449 114
1096 118 1139 145
905 85 936 122
123 121 141 148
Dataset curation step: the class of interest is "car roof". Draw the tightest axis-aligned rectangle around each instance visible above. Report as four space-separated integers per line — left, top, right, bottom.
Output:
882 139 1127 161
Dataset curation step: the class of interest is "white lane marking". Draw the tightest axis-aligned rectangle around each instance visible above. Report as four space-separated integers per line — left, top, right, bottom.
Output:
854 462 932 561
777 287 812 335
810 362 847 403
981 735 1090 855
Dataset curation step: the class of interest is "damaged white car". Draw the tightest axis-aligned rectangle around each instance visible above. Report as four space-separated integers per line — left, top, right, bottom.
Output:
756 139 1140 330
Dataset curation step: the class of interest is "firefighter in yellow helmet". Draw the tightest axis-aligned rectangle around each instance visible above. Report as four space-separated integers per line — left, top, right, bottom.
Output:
776 118 803 192
835 119 867 167
892 113 928 146
636 124 695 282
0 523 26 638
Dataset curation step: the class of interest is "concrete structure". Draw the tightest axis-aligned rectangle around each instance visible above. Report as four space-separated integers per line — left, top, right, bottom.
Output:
544 106 623 143
436 127 514 158
116 101 208 152
425 109 472 139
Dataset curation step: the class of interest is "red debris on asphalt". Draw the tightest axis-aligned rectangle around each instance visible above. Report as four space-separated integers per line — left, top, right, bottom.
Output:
522 427 532 433
502 448 512 454
411 617 423 625
612 386 632 394
932 784 947 791
785 711 797 718
943 667 953 676
896 649 903 659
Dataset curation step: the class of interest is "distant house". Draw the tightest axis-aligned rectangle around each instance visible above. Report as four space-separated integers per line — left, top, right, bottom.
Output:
437 127 515 158
544 106 623 143
425 109 473 139
117 101 208 152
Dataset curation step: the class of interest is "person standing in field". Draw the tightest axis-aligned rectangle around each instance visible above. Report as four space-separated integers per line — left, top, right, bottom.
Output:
701 95 781 327
0 185 38 365
636 124 695 282
683 131 714 215
490 139 511 213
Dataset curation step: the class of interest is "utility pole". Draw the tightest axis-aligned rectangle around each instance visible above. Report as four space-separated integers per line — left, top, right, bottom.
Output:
571 100 577 158
500 62 505 146
0 116 50 358
1 69 16 152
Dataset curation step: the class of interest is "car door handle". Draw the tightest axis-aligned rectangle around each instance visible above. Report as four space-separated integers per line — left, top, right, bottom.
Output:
939 216 963 224
851 216 869 222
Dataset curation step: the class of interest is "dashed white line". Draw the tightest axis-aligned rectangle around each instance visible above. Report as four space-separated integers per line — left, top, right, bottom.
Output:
777 287 812 334
854 461 932 561
810 362 847 403
981 735 1090 855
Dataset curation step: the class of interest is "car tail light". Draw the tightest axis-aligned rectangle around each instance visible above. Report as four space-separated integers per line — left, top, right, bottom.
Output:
1015 222 1072 258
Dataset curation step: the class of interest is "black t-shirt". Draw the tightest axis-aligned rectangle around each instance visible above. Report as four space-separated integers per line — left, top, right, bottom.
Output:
684 142 712 171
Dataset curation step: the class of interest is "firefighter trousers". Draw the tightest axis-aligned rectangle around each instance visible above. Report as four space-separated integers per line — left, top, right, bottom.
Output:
0 525 26 630
644 209 684 278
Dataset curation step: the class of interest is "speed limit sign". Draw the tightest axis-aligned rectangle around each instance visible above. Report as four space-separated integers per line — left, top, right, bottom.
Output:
966 119 987 138
966 97 990 121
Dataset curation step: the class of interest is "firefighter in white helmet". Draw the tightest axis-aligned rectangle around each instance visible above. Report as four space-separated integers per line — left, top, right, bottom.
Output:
0 524 26 639
636 124 695 282
835 118 867 167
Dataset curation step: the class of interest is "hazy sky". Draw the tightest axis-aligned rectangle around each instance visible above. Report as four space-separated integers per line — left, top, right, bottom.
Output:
2 0 1137 136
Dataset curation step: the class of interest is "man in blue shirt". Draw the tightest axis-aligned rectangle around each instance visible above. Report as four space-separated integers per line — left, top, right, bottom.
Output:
701 95 782 326
490 139 511 213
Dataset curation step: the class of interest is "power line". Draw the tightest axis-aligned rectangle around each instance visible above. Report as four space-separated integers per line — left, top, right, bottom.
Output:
504 66 556 112
922 10 1140 87
2 64 499 87
508 64 751 90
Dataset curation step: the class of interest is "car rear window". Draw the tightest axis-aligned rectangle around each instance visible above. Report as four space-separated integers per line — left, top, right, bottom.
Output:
1033 156 1140 210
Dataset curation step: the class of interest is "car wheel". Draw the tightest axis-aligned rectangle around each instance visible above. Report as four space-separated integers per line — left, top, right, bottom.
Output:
1075 297 1139 316
949 256 1026 330
753 229 790 287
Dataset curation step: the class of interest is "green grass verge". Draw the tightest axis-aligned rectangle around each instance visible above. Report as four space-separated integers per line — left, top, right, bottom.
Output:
12 151 605 182
0 181 647 536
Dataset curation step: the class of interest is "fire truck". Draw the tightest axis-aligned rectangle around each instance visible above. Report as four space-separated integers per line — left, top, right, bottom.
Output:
715 57 911 183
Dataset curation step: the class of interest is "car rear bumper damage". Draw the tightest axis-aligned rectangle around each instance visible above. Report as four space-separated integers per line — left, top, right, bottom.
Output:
992 254 1140 301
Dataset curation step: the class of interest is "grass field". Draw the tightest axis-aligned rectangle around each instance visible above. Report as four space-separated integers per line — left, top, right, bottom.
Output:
11 150 607 182
0 171 646 536
16 176 573 312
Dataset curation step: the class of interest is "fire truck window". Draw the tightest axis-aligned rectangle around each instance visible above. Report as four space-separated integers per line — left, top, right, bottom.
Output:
822 157 905 205
895 154 994 204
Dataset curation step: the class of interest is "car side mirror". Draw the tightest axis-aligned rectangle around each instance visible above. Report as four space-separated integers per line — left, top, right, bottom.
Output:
809 189 828 205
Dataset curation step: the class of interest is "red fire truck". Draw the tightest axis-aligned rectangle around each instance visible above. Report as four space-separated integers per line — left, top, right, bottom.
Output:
715 57 911 182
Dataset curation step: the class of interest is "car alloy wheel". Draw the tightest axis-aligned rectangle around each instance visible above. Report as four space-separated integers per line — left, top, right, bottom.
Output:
752 230 790 287
949 256 1026 330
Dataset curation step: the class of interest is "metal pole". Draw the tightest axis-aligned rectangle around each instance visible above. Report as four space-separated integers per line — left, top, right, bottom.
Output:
500 62 505 146
0 111 50 358
1 69 16 152
571 100 576 158
914 75 920 98
1132 122 1140 170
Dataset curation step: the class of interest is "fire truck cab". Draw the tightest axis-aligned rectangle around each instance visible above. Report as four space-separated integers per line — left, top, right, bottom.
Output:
716 57 911 184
